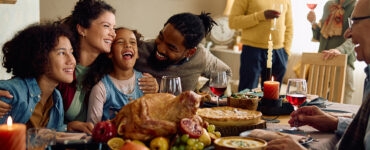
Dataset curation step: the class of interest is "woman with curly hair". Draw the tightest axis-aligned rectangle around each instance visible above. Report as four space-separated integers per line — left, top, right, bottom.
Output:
0 22 75 131
86 27 158 125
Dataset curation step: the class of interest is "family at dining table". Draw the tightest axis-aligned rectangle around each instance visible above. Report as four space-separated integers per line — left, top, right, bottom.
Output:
0 0 231 134
1 0 370 149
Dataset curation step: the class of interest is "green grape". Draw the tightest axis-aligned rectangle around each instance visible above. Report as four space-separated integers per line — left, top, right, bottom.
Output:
171 146 179 150
195 142 204 150
178 145 186 150
175 136 181 145
185 145 193 150
181 134 190 143
214 131 221 138
207 125 216 132
187 138 196 146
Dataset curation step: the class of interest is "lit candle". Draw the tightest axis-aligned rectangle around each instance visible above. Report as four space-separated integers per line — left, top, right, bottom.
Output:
263 76 280 100
0 116 26 150
267 33 273 68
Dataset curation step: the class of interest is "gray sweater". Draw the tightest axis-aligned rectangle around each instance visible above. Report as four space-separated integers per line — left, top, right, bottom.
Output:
134 40 232 91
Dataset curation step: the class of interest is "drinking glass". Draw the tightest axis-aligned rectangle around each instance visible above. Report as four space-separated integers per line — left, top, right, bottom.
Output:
270 3 283 31
306 0 318 11
27 128 56 150
286 79 307 130
160 76 182 96
209 71 228 106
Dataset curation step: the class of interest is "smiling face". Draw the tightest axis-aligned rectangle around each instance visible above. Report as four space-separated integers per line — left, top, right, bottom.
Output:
350 0 370 63
79 11 116 54
150 23 196 68
44 36 76 84
110 29 139 71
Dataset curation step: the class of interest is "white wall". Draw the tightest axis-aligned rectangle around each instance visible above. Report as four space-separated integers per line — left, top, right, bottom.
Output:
40 0 225 39
0 0 40 80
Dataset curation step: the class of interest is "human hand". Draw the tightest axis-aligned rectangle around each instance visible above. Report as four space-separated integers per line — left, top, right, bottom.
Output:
322 49 341 60
307 11 316 24
139 73 159 94
266 136 307 150
264 10 280 19
0 90 13 118
289 106 338 132
67 121 94 135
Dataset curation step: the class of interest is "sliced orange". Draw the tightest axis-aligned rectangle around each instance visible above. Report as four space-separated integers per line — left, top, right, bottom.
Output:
107 137 125 150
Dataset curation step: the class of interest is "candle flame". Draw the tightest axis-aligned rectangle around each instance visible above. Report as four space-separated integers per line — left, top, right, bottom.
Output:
7 116 12 127
269 33 272 41
271 76 274 81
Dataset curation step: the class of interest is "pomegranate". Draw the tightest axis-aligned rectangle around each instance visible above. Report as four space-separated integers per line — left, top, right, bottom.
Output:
92 121 117 143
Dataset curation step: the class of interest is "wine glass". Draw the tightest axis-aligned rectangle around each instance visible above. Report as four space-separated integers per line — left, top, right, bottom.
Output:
306 0 318 11
160 76 182 96
209 71 228 106
286 79 307 130
270 3 283 31
307 0 318 25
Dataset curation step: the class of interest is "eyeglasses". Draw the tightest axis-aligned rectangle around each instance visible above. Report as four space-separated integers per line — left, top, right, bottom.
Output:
348 16 370 30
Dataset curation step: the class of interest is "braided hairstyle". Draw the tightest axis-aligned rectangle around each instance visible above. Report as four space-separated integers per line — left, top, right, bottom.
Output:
165 12 217 49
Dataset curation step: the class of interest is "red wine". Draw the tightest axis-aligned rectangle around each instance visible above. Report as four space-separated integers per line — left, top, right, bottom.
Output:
210 87 226 97
307 3 317 10
287 94 307 106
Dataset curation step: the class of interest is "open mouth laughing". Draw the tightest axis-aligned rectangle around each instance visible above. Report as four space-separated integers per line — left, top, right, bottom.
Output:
156 51 168 61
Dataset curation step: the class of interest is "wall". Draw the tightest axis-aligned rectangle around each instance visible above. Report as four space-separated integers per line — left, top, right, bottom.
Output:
0 0 40 80
40 0 225 39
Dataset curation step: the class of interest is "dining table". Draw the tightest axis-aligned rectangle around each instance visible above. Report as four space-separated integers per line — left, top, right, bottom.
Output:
262 101 360 150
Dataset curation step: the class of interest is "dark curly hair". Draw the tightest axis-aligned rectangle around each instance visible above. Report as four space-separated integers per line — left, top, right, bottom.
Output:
83 27 143 90
2 22 74 79
60 0 115 61
165 12 217 49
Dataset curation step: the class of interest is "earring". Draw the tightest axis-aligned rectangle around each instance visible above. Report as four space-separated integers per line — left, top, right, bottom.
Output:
186 57 189 61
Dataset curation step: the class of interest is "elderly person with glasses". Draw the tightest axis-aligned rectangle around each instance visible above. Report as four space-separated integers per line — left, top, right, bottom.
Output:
265 0 370 149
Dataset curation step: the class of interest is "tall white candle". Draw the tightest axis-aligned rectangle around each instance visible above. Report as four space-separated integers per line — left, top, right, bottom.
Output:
267 33 273 68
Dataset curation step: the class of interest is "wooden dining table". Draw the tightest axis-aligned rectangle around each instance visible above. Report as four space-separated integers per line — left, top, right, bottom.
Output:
262 102 360 150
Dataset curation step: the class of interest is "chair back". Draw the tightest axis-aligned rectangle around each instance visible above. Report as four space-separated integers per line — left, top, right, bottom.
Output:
300 53 347 103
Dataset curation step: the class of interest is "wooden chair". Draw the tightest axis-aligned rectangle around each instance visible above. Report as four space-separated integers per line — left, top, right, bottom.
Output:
300 53 347 103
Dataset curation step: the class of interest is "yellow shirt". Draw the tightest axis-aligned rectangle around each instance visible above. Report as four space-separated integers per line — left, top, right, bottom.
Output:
229 0 293 55
26 96 53 129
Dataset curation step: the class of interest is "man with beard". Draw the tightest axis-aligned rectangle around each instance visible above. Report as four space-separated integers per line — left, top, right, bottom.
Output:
134 12 232 91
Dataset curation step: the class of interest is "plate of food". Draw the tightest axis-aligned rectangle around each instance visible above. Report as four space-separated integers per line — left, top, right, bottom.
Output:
240 129 314 147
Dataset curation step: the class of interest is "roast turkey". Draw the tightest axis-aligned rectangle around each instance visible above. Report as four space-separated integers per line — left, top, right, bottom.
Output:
112 91 201 141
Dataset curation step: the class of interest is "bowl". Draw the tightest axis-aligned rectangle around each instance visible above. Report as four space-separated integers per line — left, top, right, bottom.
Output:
228 94 259 110
214 136 267 150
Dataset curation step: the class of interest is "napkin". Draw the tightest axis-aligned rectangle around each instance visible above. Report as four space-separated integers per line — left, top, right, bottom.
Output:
56 132 91 144
248 129 305 142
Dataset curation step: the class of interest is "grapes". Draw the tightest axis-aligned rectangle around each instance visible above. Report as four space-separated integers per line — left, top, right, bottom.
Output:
187 138 197 146
207 125 215 132
171 146 179 150
178 145 185 150
195 142 204 150
175 136 181 145
214 131 221 138
181 134 190 143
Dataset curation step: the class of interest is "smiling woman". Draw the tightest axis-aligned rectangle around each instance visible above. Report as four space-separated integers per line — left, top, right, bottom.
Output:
0 22 75 131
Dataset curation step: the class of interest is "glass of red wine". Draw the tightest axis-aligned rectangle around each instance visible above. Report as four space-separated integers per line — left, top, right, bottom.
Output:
286 79 307 130
209 71 228 106
160 76 182 96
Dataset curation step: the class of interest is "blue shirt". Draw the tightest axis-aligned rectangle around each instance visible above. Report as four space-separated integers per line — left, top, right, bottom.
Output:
0 77 65 131
101 70 144 121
